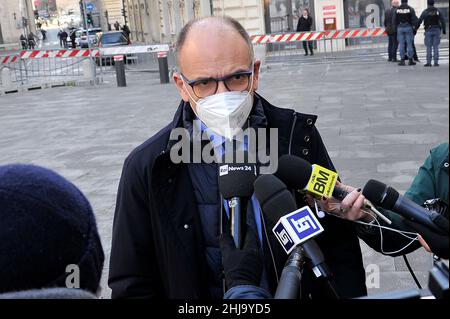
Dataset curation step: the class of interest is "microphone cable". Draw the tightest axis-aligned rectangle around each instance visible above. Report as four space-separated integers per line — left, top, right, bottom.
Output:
311 198 425 290
354 209 423 289
403 254 423 289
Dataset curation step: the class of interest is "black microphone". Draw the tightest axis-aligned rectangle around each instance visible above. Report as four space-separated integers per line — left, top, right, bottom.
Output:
275 154 346 199
276 155 392 224
362 179 444 233
218 153 257 249
254 174 339 299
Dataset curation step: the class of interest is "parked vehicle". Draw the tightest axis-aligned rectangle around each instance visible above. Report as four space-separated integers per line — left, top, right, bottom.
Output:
78 28 102 48
94 31 133 66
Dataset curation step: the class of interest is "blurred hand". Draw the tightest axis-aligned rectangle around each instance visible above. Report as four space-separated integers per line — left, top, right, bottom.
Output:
307 181 374 222
418 235 432 253
220 228 263 289
405 213 449 259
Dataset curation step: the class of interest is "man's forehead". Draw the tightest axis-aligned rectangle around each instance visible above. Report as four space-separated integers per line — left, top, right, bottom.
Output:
178 24 252 78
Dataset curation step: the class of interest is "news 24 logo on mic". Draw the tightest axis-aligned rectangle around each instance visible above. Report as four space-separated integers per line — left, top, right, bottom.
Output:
306 165 338 198
219 165 229 176
273 206 324 254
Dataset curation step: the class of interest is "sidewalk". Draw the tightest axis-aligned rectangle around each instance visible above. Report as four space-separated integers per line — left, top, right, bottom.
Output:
0 58 448 298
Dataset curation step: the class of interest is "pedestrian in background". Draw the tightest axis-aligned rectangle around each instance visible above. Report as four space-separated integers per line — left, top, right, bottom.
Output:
70 29 77 48
58 29 64 47
417 0 447 67
20 34 28 50
41 28 47 41
114 21 120 31
27 32 36 50
393 0 418 66
122 24 131 43
385 0 399 62
296 8 314 56
61 29 69 48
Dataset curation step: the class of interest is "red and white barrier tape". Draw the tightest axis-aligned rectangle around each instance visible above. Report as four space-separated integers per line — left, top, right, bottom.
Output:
1 44 171 64
1 49 100 64
251 27 386 44
251 31 324 44
1 55 20 64
1 30 386 64
324 27 386 39
20 49 100 59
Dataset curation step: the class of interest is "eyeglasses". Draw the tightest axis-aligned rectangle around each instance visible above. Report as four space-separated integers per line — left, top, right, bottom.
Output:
181 69 253 99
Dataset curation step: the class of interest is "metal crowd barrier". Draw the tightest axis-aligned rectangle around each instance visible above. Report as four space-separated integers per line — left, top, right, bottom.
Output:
0 54 25 87
96 44 175 75
1 49 100 90
0 44 174 92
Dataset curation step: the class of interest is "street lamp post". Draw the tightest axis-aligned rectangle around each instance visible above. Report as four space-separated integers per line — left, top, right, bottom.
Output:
286 0 294 31
80 0 96 85
264 0 271 34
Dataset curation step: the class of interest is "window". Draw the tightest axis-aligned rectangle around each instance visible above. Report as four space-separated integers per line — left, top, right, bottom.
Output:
100 32 127 44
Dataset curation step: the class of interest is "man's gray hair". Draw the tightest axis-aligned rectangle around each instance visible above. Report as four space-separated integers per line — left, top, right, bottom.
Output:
175 16 254 68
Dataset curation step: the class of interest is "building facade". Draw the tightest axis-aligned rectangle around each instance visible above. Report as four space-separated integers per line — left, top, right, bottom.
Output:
114 0 448 44
123 0 212 44
0 0 37 46
102 0 125 30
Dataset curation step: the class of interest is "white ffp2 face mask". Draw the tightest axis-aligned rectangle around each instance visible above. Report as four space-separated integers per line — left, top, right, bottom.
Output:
195 91 253 139
183 73 254 140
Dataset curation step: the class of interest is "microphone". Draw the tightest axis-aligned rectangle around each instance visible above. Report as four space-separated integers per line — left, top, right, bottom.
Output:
254 174 339 299
218 152 257 249
275 154 391 224
362 179 445 234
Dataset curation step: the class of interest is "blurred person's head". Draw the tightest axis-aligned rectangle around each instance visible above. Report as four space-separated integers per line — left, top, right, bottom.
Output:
392 0 400 7
303 9 310 17
401 0 408 4
427 0 435 6
0 164 104 296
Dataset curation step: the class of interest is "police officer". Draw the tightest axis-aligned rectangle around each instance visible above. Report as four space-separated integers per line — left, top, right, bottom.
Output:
393 0 418 66
417 0 447 67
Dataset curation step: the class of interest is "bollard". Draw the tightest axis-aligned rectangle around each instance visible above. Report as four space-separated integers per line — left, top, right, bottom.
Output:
157 51 170 84
82 58 96 82
1 67 13 87
114 55 127 87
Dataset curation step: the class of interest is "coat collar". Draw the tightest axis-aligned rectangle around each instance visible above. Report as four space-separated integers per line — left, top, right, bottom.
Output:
163 92 318 154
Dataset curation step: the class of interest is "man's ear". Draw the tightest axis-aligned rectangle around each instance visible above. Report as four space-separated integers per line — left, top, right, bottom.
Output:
173 72 190 102
252 60 262 92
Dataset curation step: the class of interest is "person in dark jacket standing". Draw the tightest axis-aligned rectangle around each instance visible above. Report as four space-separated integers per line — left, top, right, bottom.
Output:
114 21 121 31
417 0 447 67
122 24 131 42
70 29 77 48
108 16 368 300
296 9 314 56
385 0 400 62
393 0 418 66
57 29 64 48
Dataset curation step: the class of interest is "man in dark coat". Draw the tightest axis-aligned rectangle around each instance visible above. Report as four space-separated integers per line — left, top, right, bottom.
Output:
108 16 369 299
70 29 77 48
385 0 400 62
122 24 131 42
296 8 314 56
